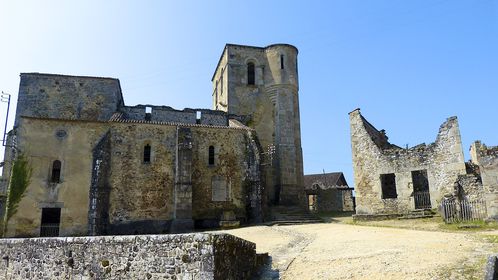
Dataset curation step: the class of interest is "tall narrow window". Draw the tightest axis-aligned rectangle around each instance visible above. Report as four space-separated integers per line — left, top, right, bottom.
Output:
280 55 284 69
220 73 224 96
143 144 151 163
51 160 61 183
247 63 255 85
208 146 215 166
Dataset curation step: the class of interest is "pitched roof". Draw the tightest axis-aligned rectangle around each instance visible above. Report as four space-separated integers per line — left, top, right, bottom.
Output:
304 172 351 190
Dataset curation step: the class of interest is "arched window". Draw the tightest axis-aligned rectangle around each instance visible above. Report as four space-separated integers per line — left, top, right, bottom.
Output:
143 144 151 163
51 160 61 183
208 146 215 166
247 63 255 85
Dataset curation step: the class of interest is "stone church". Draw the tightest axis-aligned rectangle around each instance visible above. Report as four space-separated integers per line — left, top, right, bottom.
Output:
0 43 305 237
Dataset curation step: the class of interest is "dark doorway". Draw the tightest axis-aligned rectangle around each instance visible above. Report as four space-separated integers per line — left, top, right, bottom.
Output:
308 194 317 212
40 208 61 237
412 170 431 209
380 173 397 199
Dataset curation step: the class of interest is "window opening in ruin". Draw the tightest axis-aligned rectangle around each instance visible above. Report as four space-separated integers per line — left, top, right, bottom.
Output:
196 111 202 124
40 208 61 237
247 63 255 85
143 144 151 163
380 173 397 199
145 106 152 121
208 146 215 166
280 55 284 69
412 170 431 209
51 160 62 183
308 194 317 212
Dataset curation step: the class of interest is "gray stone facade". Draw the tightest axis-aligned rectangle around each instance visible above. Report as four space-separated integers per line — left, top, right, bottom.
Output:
0 233 257 279
349 109 468 216
14 73 124 127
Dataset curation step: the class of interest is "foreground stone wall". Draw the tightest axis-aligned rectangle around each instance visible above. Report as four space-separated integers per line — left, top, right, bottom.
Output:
350 109 467 215
0 233 257 280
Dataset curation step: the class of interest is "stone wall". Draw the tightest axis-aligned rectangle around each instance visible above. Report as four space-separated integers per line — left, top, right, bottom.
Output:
307 188 354 212
0 233 257 280
349 109 467 216
14 73 123 126
3 116 261 237
470 141 498 220
120 105 229 126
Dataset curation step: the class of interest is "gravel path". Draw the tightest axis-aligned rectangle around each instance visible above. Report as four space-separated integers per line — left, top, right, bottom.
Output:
222 223 497 279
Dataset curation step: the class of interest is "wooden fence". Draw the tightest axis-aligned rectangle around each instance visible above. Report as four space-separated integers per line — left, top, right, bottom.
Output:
441 198 487 223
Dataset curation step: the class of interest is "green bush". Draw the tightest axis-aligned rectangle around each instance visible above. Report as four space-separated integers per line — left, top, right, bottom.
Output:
6 153 32 221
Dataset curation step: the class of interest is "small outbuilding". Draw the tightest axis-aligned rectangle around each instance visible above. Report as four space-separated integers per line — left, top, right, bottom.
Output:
304 172 355 213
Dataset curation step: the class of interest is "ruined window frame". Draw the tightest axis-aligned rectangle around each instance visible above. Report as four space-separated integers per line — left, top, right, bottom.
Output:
143 144 151 163
380 173 397 199
51 160 62 183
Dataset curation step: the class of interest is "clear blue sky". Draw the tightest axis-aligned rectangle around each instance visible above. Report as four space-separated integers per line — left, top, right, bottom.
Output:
1 1 497 185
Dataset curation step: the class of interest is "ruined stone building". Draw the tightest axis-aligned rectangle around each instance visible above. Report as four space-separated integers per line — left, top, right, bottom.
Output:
0 43 306 237
470 141 498 220
304 172 354 212
349 108 496 220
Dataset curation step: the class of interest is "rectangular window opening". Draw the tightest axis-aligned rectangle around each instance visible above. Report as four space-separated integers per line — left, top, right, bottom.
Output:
380 173 397 199
145 106 152 121
196 111 202 124
208 146 215 166
280 55 284 69
143 144 151 163
40 208 61 237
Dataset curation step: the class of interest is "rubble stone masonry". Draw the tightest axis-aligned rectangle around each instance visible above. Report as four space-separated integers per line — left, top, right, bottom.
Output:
0 233 257 279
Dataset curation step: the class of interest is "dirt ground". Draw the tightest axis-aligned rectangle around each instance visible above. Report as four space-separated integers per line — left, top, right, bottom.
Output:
220 221 498 280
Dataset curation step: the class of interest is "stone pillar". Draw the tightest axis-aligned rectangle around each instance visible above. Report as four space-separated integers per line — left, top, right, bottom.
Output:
171 127 194 233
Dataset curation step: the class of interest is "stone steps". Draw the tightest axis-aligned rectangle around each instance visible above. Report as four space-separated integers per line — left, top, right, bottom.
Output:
269 206 323 225
398 209 435 220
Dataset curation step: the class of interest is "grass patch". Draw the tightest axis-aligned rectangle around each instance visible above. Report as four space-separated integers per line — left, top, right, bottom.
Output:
479 234 498 244
436 257 487 280
439 220 498 232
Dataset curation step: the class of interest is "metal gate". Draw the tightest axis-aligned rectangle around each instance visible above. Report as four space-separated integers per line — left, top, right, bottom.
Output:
414 191 431 209
441 198 487 223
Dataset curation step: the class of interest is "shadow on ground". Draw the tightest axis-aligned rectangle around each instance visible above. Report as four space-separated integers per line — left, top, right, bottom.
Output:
252 256 280 280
